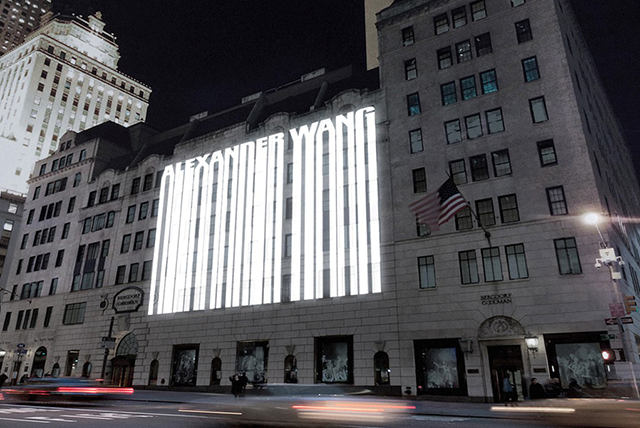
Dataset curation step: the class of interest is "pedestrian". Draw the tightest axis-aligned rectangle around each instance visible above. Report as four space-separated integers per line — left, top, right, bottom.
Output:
19 374 29 384
529 377 546 400
239 371 249 395
567 378 582 398
502 375 515 405
0 372 8 388
544 377 562 398
229 373 243 397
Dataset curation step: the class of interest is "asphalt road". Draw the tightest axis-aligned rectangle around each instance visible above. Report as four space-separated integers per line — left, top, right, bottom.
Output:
0 399 562 428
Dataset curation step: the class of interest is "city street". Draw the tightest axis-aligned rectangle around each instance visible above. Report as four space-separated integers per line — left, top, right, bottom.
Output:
1 390 639 427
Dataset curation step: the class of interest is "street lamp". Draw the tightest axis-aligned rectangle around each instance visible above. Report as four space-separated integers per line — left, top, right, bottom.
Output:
524 333 539 357
0 349 6 357
584 212 640 399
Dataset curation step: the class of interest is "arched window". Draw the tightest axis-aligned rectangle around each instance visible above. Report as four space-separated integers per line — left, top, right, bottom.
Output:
210 357 222 386
81 361 92 377
51 363 60 378
284 355 297 384
149 359 159 386
374 351 390 386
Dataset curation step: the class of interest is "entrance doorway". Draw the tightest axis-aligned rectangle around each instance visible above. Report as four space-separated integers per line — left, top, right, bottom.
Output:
488 345 525 403
31 347 47 378
112 356 135 387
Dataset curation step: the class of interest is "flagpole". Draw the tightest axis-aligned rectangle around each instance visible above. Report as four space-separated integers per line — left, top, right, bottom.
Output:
444 171 492 247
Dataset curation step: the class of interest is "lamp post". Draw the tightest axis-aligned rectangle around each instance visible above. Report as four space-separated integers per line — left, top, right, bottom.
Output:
584 213 640 399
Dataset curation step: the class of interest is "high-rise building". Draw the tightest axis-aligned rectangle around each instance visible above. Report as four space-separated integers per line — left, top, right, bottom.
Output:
0 11 151 194
0 190 24 281
0 0 51 56
0 0 639 402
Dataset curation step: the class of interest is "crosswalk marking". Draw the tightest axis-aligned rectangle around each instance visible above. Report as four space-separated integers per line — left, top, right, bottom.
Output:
27 416 77 422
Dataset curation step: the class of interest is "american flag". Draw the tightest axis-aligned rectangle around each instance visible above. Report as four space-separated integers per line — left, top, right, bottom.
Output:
409 176 468 231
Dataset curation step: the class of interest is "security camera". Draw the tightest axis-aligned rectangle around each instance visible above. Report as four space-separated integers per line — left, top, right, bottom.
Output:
595 261 602 269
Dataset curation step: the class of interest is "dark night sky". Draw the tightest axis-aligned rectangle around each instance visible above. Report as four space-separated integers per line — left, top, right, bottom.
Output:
53 1 639 134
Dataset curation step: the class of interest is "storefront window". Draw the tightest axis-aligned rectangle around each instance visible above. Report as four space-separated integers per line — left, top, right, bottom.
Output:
171 345 199 387
316 336 353 384
236 341 269 384
414 339 467 396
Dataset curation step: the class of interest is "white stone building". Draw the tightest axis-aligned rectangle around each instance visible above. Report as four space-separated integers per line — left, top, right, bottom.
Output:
0 11 151 194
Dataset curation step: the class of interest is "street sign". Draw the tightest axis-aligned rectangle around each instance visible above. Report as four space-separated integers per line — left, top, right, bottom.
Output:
621 317 634 324
100 337 116 349
610 303 625 318
16 343 25 348
605 318 618 325
600 333 617 340
16 349 27 355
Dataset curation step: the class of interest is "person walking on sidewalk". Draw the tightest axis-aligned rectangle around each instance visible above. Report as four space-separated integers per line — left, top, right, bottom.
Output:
230 373 243 398
502 375 516 405
529 378 546 400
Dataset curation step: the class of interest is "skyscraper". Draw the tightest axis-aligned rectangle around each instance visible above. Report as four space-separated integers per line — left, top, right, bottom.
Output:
0 11 151 194
0 0 51 56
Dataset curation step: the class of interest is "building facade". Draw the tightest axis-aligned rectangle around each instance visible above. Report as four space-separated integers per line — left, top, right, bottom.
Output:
0 190 24 282
0 11 151 194
1 0 640 402
0 0 51 56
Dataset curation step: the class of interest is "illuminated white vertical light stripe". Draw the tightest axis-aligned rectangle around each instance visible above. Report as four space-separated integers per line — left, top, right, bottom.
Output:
290 132 303 302
315 125 325 299
251 137 269 305
327 120 339 297
272 133 285 303
262 137 277 304
363 107 381 293
304 125 317 299
150 167 173 315
346 113 359 295
232 143 250 307
183 159 200 312
214 151 231 309
355 110 370 294
176 160 195 311
334 115 348 297
192 157 210 311
241 143 256 306
197 158 213 311
208 152 225 309
225 148 240 307
165 163 184 313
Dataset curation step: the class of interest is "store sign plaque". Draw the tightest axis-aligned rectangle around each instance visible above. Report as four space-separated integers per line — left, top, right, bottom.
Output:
113 287 144 313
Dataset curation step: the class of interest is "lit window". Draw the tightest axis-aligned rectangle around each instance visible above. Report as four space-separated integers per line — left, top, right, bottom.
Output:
485 108 504 133
3 219 14 231
407 92 421 116
530 97 549 123
522 57 540 82
460 76 477 100
440 82 457 106
480 69 498 94
409 129 423 153
465 114 482 139
456 40 472 63
471 1 487 21
445 119 462 144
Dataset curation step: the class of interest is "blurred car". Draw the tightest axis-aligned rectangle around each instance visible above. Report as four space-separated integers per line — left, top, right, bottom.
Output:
2 377 134 402
180 384 416 427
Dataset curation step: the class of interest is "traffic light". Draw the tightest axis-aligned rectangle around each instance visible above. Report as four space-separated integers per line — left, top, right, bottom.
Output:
624 295 637 314
602 349 615 364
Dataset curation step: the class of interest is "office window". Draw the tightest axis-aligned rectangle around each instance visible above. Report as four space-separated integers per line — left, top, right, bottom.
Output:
441 82 457 106
82 218 92 234
438 47 453 69
133 231 144 250
62 302 86 325
471 0 487 20
455 207 473 230
49 278 58 295
530 97 549 122
286 163 294 183
449 159 467 185
499 194 520 223
480 69 498 94
151 199 160 217
486 108 504 133
126 205 136 223
284 234 292 258
537 139 557 166
515 19 533 43
474 33 492 56
98 187 108 203
21 233 29 249
101 240 110 258
409 129 423 153
418 256 436 289
459 250 479 284
470 154 489 181
115 265 126 284
106 211 116 228
417 220 431 237
81 272 95 290
492 149 511 176
129 263 139 283
412 168 427 193
33 186 41 200
522 57 540 82
67 196 76 213
547 186 568 215
143 173 153 191
476 198 496 227
16 310 24 330
402 26 414 46
434 13 449 35
405 58 417 80
2 312 11 331
465 114 482 139
452 6 467 28
460 76 477 100
407 92 421 115
44 306 53 328
445 119 462 144
284 197 294 220
147 229 156 248
27 209 35 224
139 201 149 220
121 234 131 253
111 183 120 200
506 244 528 279
555 237 582 275
55 249 65 267
142 261 153 281
73 172 82 187
482 247 503 282
131 177 141 194
456 40 472 63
